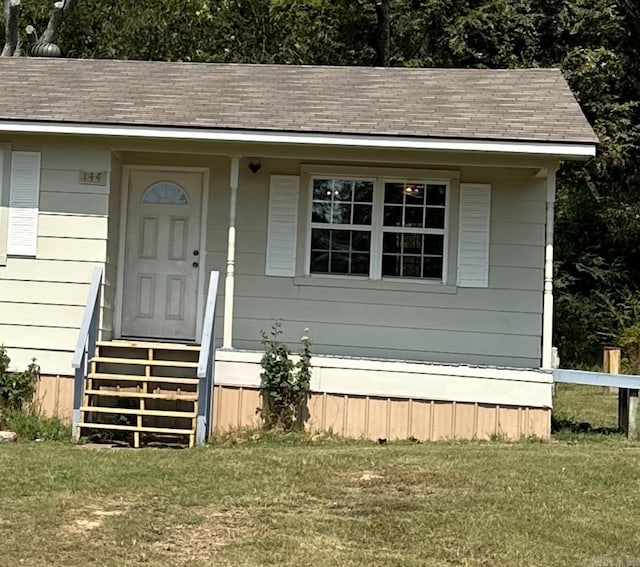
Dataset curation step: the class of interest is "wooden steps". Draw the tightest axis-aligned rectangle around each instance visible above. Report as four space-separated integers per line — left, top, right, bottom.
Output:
84 390 198 401
91 357 198 368
80 406 197 418
77 340 201 448
89 373 200 385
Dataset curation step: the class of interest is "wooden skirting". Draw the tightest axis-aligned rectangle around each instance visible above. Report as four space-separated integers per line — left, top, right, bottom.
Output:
34 377 550 441
212 385 550 441
34 375 75 421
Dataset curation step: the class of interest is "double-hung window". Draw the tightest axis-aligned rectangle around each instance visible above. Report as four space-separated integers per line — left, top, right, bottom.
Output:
308 175 449 282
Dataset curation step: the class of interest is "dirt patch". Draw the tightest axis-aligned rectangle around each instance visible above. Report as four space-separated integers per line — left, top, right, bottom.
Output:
147 507 250 565
59 497 132 536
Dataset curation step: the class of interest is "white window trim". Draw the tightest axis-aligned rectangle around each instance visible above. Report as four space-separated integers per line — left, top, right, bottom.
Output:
303 166 458 285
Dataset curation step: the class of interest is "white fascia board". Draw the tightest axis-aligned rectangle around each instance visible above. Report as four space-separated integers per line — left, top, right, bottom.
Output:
0 120 597 158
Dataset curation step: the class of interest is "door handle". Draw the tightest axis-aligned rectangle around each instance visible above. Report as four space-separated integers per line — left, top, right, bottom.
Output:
193 250 199 256
192 262 199 268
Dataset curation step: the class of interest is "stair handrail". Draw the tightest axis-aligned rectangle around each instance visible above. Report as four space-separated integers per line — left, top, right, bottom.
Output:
196 270 220 445
71 265 104 439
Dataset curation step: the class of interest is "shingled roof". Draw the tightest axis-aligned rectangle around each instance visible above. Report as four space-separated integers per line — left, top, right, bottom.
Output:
0 58 597 145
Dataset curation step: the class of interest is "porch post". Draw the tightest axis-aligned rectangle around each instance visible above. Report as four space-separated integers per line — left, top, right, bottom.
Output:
542 166 557 369
223 156 240 349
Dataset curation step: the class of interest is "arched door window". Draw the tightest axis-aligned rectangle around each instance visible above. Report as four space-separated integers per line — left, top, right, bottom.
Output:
142 181 189 205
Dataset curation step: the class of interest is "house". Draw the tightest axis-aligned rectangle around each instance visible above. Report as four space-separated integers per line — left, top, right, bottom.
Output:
0 58 597 444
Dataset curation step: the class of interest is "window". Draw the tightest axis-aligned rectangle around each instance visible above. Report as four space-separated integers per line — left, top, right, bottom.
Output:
308 175 448 281
142 182 189 205
310 179 374 276
381 182 446 279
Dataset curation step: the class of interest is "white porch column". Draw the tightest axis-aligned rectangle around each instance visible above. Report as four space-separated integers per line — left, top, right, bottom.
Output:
542 166 557 369
223 156 240 349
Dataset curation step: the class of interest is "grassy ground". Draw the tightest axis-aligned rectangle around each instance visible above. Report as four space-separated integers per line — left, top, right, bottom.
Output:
1 387 638 567
553 383 620 435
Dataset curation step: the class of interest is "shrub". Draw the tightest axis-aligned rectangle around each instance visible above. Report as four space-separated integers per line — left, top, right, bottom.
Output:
259 322 311 430
0 346 40 412
1 407 70 441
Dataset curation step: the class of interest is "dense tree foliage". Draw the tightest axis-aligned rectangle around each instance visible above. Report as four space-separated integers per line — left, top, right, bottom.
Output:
2 0 639 367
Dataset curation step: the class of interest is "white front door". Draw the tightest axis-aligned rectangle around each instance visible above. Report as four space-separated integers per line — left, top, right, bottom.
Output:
121 169 204 341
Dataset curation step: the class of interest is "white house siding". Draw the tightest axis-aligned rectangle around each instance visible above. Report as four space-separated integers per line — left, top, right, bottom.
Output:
223 157 546 368
0 142 112 375
0 142 548 376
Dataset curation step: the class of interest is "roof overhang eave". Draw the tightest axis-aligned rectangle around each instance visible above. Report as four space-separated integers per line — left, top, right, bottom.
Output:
0 120 598 159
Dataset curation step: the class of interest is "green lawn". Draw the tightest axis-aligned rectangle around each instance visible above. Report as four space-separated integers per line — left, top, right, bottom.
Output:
1 387 639 567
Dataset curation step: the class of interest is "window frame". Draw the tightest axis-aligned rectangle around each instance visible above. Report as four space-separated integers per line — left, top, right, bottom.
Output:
303 166 456 284
308 175 377 279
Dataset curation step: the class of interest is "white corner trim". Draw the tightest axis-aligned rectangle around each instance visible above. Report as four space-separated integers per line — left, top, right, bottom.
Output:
0 120 597 158
214 351 553 408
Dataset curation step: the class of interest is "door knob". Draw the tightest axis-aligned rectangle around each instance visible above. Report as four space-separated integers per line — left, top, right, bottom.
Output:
193 250 199 256
192 262 199 268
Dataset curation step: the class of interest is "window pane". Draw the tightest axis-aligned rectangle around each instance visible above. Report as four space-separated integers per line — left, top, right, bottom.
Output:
382 254 401 277
352 231 371 252
312 202 331 223
334 180 353 201
383 233 401 253
382 231 444 280
404 207 424 228
423 257 444 279
332 230 350 251
142 182 189 205
402 256 421 277
313 179 332 201
354 181 374 203
425 208 445 229
351 253 370 275
330 253 350 274
309 229 371 276
402 234 422 254
310 251 329 273
424 235 444 256
405 183 425 205
384 206 402 227
427 184 446 206
353 204 372 225
311 229 330 250
384 182 404 204
331 203 352 224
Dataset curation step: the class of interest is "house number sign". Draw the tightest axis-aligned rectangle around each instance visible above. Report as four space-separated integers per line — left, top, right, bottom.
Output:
79 170 108 186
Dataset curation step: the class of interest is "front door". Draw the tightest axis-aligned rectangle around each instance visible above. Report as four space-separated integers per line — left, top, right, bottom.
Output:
121 169 204 341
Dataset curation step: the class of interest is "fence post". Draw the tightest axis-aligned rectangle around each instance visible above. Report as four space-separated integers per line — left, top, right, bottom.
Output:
605 346 638 439
604 347 626 431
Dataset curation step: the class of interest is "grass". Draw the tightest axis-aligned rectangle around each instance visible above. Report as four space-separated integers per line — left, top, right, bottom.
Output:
553 383 621 437
0 388 638 567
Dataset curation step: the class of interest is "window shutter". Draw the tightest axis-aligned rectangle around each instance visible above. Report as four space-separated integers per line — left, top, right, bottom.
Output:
266 175 299 277
7 151 40 257
457 183 491 288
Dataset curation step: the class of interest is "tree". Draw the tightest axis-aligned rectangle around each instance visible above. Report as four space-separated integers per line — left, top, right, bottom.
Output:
1 0 76 57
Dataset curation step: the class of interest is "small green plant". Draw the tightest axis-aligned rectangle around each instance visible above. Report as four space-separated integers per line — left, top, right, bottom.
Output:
1 407 70 441
0 346 40 413
259 322 311 431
